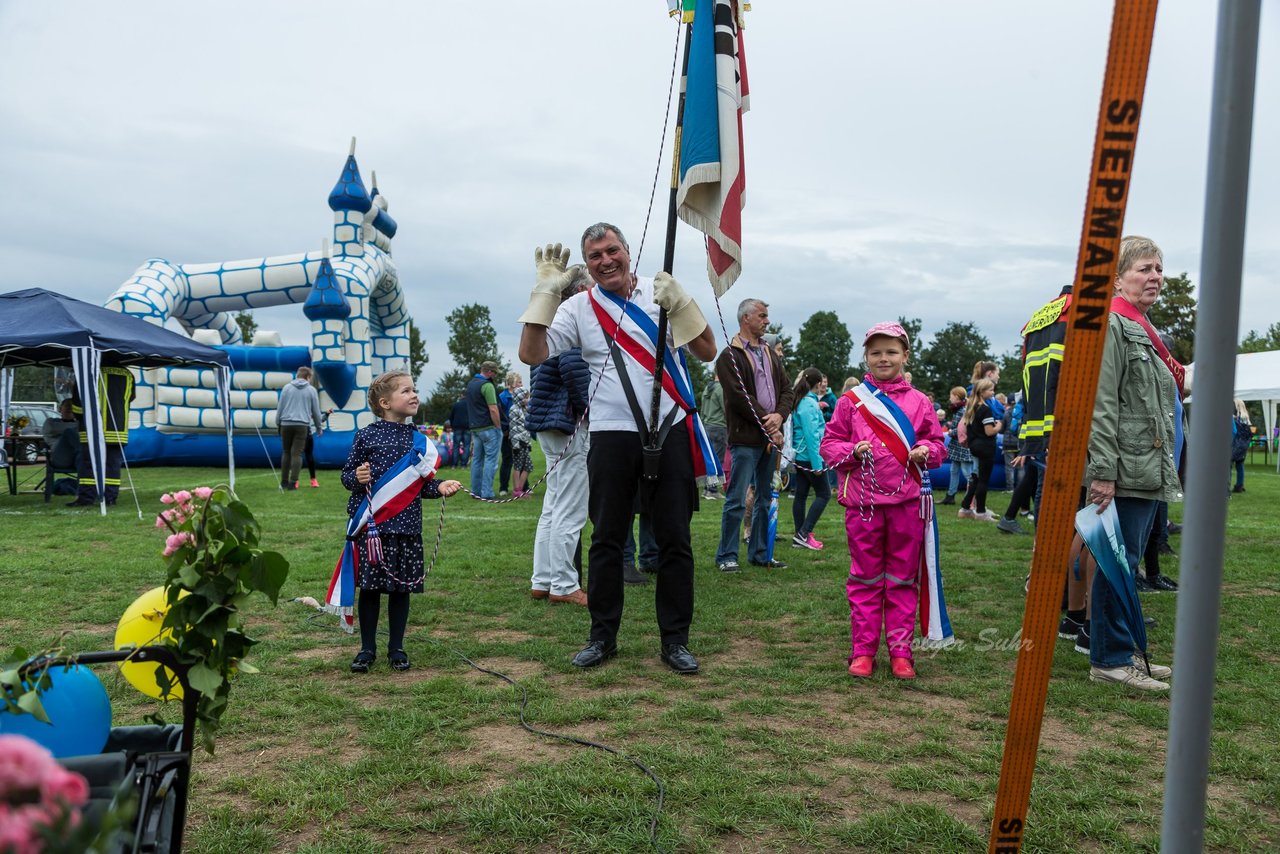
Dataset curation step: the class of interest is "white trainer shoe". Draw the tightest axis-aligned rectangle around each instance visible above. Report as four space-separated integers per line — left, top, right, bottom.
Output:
1130 656 1172 680
1089 664 1169 692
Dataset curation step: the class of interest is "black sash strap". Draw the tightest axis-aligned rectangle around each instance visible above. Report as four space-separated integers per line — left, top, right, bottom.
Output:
609 343 680 482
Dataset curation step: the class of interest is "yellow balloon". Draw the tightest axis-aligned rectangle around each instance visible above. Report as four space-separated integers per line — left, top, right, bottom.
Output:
114 586 188 701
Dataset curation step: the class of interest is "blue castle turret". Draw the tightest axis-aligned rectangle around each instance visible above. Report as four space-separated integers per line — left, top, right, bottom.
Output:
367 173 399 241
305 244 357 406
328 137 372 258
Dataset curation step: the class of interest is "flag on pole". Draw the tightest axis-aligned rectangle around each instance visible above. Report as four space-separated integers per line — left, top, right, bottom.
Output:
676 0 750 296
668 0 750 23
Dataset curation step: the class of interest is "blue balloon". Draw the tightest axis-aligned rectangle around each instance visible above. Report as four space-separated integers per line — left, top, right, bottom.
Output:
0 664 112 758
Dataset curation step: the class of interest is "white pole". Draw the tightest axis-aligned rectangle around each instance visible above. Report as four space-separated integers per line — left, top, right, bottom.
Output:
1161 1 1261 850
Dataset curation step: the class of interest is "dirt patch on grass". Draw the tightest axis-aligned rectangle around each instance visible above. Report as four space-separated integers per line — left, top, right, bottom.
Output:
288 644 347 661
473 628 540 644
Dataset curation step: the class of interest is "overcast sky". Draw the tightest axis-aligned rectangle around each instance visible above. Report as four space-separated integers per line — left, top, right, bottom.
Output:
1 1 1275 392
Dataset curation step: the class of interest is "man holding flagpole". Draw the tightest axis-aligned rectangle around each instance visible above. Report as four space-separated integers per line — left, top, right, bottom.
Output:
518 224 718 674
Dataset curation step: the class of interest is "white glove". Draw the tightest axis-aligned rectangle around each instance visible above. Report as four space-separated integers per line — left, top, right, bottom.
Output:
517 243 579 326
653 272 708 348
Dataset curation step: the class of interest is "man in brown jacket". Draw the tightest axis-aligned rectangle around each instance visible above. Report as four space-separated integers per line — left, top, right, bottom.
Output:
713 299 794 571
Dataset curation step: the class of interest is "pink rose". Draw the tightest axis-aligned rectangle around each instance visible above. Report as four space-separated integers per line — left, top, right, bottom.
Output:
155 515 167 529
193 486 213 500
41 769 88 808
159 493 175 505
162 532 193 557
173 490 192 503
0 813 39 854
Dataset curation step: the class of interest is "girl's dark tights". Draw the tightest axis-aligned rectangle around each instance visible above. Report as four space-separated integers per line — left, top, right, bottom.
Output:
357 590 411 653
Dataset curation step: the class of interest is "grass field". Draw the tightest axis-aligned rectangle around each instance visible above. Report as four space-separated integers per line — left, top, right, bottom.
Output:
1 451 1277 853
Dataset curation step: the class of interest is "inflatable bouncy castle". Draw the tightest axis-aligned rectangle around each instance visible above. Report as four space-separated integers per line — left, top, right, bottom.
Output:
104 140 407 467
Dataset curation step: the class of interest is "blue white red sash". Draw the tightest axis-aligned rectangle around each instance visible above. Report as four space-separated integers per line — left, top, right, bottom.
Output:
324 430 437 632
846 381 954 645
588 286 722 478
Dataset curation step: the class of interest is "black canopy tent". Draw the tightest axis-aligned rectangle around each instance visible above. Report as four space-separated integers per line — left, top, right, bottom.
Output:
0 288 235 512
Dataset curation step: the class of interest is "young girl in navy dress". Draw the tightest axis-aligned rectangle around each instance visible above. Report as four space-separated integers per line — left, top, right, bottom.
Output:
342 371 461 673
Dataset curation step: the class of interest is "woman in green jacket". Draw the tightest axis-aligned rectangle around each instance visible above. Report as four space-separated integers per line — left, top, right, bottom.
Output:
1085 235 1183 693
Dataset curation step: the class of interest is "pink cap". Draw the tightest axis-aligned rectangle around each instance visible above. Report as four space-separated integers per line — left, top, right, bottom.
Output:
863 321 910 348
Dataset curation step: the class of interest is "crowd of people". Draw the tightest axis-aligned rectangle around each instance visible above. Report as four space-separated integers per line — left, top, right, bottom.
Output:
333 227 1215 694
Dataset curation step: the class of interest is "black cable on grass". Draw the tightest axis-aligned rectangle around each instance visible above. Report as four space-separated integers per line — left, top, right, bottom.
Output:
296 602 671 854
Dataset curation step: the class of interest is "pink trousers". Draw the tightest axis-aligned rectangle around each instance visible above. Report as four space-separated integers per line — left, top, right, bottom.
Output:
844 502 923 660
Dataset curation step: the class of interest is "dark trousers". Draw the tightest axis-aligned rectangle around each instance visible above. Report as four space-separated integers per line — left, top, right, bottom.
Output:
792 467 831 537
1142 500 1170 576
586 425 696 647
499 430 513 491
454 429 470 466
1001 459 1039 521
304 432 317 479
624 512 659 570
961 447 996 513
76 443 123 503
280 424 308 485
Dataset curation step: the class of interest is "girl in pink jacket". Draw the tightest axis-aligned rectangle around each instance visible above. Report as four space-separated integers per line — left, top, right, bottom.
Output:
820 322 945 679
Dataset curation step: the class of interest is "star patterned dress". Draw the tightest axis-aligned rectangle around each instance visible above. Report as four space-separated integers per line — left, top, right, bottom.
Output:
340 420 442 593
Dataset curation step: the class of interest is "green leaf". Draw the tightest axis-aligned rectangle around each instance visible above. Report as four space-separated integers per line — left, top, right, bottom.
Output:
248 550 290 605
153 667 178 699
17 689 50 723
177 563 202 588
234 660 260 675
187 663 223 698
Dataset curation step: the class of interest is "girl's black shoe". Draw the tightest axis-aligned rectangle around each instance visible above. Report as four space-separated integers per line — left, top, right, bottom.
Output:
350 649 376 673
388 649 411 672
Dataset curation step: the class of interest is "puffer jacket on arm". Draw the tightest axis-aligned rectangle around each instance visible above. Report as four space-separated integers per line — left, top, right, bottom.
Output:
527 348 590 435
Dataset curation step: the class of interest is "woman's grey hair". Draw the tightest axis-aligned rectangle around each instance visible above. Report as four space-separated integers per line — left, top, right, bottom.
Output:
1116 235 1163 277
562 265 593 301
580 222 629 255
736 298 766 323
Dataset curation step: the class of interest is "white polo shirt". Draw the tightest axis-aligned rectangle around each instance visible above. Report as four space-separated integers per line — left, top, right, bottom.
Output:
545 277 683 433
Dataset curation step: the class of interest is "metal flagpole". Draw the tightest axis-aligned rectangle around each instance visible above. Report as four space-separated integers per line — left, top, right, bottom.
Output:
1161 1 1261 850
648 19 694 442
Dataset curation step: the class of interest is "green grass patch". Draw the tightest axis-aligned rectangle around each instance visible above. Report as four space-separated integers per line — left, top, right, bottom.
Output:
1 454 1278 851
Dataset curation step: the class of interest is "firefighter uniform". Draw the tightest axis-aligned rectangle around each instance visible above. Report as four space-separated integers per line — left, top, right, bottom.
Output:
70 367 134 506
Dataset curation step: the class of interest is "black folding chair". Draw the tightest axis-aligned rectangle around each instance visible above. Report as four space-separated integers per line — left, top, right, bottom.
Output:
25 648 197 853
42 431 79 502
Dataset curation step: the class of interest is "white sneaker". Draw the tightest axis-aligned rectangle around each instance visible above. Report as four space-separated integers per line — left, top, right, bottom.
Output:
957 508 977 519
1130 656 1172 680
1089 664 1169 691
974 510 999 522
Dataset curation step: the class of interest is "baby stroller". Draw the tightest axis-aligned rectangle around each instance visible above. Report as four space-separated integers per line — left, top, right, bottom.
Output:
27 647 196 853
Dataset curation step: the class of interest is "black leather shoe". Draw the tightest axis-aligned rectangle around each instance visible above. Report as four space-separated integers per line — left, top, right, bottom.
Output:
660 644 700 674
571 640 617 669
350 649 375 673
1149 574 1179 592
1157 543 1176 556
750 559 788 569
66 499 94 507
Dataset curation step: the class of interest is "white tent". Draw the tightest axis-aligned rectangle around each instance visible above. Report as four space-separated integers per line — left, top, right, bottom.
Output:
1187 348 1280 469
